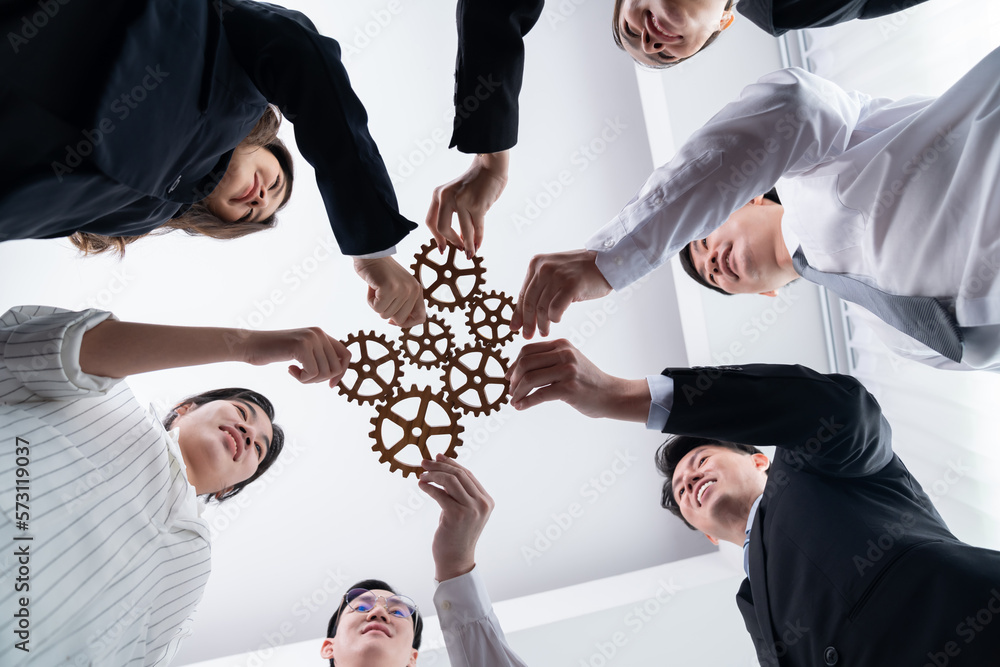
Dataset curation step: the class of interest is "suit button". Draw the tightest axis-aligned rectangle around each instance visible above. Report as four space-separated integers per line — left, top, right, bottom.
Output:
823 646 838 665
603 239 614 249
167 175 182 194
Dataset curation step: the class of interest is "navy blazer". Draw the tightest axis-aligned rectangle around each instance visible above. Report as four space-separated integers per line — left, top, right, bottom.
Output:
0 0 415 254
737 0 932 36
662 364 1000 666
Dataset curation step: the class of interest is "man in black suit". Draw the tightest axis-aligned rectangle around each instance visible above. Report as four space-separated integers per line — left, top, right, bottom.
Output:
506 339 1000 666
427 0 931 254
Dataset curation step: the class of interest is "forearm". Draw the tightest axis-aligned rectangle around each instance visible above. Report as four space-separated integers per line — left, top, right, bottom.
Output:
604 377 653 423
79 321 243 378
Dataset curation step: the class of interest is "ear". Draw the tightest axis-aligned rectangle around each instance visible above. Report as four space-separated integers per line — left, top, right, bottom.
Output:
320 638 335 659
758 290 778 297
407 648 419 666
749 194 765 206
172 401 195 417
751 452 770 473
720 11 735 31
704 533 720 546
213 487 234 501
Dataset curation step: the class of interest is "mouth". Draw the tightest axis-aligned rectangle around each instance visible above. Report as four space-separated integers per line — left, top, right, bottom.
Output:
695 479 716 507
362 622 391 637
646 10 682 42
220 425 242 460
234 174 258 204
721 248 739 280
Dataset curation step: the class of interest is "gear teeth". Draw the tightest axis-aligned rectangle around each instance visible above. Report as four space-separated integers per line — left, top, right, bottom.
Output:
337 331 404 405
399 314 455 369
411 239 487 312
443 344 511 417
466 290 516 348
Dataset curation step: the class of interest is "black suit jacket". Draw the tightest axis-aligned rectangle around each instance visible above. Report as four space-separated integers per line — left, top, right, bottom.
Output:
737 0 932 36
663 364 1000 666
0 0 415 254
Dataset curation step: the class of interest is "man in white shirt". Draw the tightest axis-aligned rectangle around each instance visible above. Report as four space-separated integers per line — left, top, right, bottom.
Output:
510 45 1000 371
321 456 527 667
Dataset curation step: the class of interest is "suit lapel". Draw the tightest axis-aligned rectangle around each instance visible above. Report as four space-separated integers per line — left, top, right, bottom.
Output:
746 503 779 661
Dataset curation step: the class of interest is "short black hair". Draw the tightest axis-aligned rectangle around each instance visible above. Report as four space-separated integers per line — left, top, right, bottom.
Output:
679 188 782 296
655 435 766 530
164 387 284 502
326 579 423 666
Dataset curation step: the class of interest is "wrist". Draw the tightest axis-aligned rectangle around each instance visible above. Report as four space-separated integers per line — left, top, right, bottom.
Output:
476 151 509 179
606 377 652 423
435 558 476 583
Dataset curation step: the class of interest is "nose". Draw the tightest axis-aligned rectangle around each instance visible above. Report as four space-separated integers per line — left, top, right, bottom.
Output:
236 423 256 456
251 181 269 210
641 30 664 55
365 603 390 623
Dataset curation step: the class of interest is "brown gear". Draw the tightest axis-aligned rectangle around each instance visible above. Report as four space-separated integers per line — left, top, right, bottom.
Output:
336 331 404 405
399 314 455 369
368 386 464 477
410 240 486 312
466 290 515 348
443 344 510 416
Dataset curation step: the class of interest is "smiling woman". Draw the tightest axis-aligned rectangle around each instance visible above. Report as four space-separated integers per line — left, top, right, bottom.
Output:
69 108 295 257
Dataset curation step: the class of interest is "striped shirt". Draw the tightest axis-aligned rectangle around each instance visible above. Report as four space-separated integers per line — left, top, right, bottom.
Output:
0 306 211 666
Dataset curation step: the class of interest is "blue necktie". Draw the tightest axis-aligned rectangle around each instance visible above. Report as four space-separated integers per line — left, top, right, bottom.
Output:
792 248 964 362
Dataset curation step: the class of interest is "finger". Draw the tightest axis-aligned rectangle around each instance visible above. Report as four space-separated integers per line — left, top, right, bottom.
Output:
372 288 403 322
429 453 490 499
471 210 486 253
425 190 446 251
397 296 426 328
417 475 460 511
457 208 476 259
533 285 556 338
509 365 570 403
418 468 475 507
518 272 544 340
506 342 564 383
293 339 321 383
512 384 565 411
436 201 465 251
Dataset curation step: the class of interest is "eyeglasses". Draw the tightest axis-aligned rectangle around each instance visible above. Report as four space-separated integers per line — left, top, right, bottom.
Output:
344 589 418 619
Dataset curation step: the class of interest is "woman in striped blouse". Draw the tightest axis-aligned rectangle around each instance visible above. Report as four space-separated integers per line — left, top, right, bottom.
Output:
0 305 349 666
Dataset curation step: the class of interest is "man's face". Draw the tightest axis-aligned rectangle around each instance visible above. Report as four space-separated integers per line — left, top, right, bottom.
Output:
687 197 791 295
671 446 769 544
616 0 733 67
320 590 418 667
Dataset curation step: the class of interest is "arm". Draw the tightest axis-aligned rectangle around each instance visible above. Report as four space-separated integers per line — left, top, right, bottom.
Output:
663 364 892 477
79 321 350 385
511 68 871 334
420 456 528 667
425 0 544 254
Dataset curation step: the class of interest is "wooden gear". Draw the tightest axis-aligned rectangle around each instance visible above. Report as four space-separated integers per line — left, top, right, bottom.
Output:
368 385 464 477
336 331 405 405
410 240 486 312
398 314 455 369
443 343 511 416
466 290 515 347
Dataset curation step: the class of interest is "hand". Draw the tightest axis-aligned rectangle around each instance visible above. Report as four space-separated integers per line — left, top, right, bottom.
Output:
511 250 613 339
418 454 495 582
426 151 509 257
353 256 427 327
506 339 650 421
237 327 351 386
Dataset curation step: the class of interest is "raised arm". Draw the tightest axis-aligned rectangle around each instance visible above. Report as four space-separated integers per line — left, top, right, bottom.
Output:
426 0 544 255
512 67 871 335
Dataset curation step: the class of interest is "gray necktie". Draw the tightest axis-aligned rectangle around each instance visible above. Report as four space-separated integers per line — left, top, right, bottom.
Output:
792 248 964 362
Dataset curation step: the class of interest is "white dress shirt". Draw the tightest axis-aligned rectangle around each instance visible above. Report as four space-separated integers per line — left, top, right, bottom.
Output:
0 306 211 666
588 45 1000 370
434 567 527 667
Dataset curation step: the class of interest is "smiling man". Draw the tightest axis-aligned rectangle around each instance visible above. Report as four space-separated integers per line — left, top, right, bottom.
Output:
513 44 1000 372
506 339 1000 666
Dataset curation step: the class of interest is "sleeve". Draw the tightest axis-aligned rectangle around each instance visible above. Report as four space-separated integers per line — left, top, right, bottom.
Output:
0 306 120 404
585 67 871 290
434 568 529 667
449 0 545 153
220 1 417 255
662 364 893 477
646 374 674 431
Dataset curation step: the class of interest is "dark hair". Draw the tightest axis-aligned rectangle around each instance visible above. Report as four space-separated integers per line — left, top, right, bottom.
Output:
612 0 735 69
326 579 423 666
163 387 285 502
70 107 294 256
655 435 766 530
678 188 782 295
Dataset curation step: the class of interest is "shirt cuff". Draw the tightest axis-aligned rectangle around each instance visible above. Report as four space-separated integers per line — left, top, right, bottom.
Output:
351 245 396 259
433 566 491 630
646 374 675 431
585 222 656 290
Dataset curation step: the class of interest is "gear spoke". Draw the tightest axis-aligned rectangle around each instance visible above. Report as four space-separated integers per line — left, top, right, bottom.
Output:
410 239 486 311
336 331 404 405
369 386 464 478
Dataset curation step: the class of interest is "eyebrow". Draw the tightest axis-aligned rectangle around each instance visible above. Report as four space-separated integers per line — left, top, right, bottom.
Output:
676 447 708 495
689 241 711 283
239 400 271 452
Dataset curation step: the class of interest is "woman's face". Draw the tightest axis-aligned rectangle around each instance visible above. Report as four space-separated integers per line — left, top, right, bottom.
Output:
173 399 274 496
205 145 288 224
616 0 732 66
